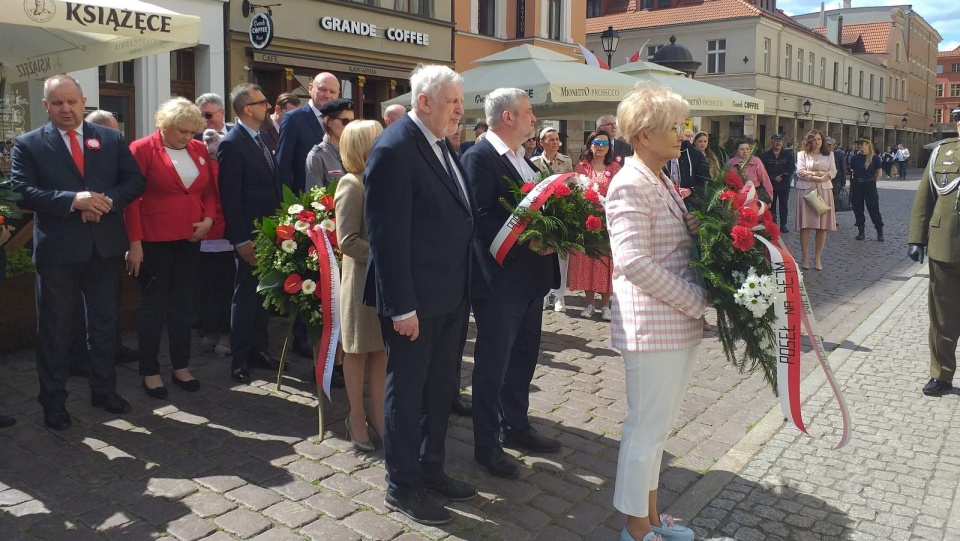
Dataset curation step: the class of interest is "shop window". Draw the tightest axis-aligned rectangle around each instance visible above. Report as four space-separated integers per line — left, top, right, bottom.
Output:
170 49 196 102
586 0 600 17
395 0 432 17
99 61 135 141
478 0 495 36
548 0 561 40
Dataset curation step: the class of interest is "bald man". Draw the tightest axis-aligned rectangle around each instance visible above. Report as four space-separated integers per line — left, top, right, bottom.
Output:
85 110 120 131
276 72 341 192
383 104 407 126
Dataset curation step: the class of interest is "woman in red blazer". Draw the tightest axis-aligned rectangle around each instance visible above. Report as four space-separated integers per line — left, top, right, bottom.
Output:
125 98 217 399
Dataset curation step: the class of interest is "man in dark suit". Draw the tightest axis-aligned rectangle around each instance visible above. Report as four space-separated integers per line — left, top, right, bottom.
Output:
195 93 234 140
364 64 478 525
276 72 339 192
217 83 282 383
260 92 301 153
458 121 487 155
461 89 562 479
10 74 146 430
597 114 632 162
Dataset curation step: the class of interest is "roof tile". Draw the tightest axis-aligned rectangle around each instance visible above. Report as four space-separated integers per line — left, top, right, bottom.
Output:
811 22 891 54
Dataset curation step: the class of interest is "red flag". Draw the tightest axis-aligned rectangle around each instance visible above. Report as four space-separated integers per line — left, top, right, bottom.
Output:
629 50 641 63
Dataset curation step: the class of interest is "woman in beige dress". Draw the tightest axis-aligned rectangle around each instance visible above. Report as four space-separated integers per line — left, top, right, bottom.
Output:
794 130 837 271
335 120 386 452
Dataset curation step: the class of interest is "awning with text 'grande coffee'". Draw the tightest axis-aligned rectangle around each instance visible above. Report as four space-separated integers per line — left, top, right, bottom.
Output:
0 0 201 84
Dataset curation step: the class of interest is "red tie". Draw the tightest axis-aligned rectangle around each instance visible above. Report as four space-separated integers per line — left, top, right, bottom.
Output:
68 130 84 176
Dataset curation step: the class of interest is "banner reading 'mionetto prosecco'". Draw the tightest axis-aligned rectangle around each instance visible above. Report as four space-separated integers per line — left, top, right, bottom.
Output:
1 0 201 83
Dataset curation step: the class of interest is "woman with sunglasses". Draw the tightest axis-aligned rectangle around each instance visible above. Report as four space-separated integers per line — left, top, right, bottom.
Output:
305 98 354 190
569 129 621 321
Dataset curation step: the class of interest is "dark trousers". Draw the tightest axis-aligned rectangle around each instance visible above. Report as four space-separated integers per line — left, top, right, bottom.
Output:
471 296 543 454
898 161 907 178
929 259 960 382
771 189 791 228
882 163 892 177
850 181 883 230
138 240 201 376
382 296 469 497
231 254 270 369
195 250 234 336
35 252 122 407
70 273 126 369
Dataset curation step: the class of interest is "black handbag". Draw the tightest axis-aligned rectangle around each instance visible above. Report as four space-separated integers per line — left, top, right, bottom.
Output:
835 187 853 212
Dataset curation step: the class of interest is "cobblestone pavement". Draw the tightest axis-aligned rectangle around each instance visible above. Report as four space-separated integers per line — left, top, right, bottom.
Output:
0 174 931 540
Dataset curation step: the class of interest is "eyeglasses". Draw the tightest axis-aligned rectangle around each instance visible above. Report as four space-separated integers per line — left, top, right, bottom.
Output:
330 117 352 126
244 99 270 109
202 110 222 120
591 140 611 147
669 124 685 138
600 122 617 129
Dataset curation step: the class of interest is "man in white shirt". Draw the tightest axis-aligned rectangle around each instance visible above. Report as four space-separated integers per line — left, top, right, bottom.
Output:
896 144 910 179
276 72 340 192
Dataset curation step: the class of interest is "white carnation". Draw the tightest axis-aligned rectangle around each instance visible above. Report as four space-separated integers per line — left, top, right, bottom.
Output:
287 204 304 215
320 219 336 231
310 201 323 211
281 239 297 253
301 280 316 295
294 220 309 232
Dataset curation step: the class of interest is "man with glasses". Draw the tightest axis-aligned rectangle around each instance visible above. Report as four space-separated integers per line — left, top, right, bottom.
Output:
195 93 233 139
277 72 341 192
260 92 301 153
596 114 631 162
217 83 281 383
908 105 960 397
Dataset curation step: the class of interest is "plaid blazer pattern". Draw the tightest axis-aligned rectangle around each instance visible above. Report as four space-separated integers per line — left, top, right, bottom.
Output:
606 158 708 352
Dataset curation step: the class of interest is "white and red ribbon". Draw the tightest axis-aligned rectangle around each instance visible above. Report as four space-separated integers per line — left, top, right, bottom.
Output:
489 173 575 266
307 225 341 400
755 235 852 449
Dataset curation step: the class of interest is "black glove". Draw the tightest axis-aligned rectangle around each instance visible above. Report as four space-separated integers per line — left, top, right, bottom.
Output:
907 244 925 264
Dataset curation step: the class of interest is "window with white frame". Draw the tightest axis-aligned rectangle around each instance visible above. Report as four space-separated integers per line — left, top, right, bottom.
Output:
548 0 561 40
647 44 662 58
937 84 944 97
951 83 960 97
847 66 853 94
879 77 884 101
707 39 726 74
819 57 826 87
785 45 792 79
796 48 803 81
935 108 942 123
937 64 944 73
869 74 874 100
763 38 771 75
952 63 960 72
478 0 495 36
808 52 814 83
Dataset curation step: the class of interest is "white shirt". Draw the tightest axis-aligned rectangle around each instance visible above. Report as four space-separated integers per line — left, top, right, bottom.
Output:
484 130 539 182
309 101 324 126
58 124 84 158
164 147 199 189
408 111 471 206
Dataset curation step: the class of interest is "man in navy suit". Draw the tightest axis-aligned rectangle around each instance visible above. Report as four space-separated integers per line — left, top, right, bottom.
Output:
461 89 562 479
10 74 145 430
217 83 282 383
276 72 339 192
364 64 478 525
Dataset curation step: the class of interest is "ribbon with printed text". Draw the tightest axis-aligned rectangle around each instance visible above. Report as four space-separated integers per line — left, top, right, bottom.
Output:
307 225 341 400
489 173 575 266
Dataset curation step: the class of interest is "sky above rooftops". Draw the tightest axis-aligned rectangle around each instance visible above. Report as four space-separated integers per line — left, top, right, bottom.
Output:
777 0 958 51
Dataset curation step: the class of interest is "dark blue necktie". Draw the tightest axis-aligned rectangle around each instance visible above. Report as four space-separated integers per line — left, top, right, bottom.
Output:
437 140 466 207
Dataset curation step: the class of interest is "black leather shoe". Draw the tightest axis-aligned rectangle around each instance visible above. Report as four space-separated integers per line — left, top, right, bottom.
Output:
0 415 15 428
385 492 451 525
330 365 345 389
423 474 477 501
501 427 562 453
923 378 953 396
172 376 201 392
142 379 168 399
231 367 250 383
249 350 280 371
91 393 132 414
43 404 71 431
451 394 473 417
475 449 520 479
115 345 139 364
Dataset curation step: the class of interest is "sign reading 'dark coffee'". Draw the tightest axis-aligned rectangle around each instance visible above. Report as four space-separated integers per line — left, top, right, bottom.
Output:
318 16 429 46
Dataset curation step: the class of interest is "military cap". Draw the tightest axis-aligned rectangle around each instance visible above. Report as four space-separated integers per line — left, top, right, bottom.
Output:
318 98 354 117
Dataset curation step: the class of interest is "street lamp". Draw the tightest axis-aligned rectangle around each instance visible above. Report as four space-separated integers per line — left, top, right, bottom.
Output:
802 100 812 115
862 111 870 124
600 25 620 68
901 116 908 129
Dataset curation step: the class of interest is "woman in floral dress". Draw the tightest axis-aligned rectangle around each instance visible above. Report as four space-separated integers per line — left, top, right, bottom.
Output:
569 130 622 321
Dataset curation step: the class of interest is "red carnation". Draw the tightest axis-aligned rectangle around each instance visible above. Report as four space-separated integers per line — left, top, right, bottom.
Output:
283 274 303 294
732 192 748 209
760 212 781 242
731 225 755 251
719 190 735 201
585 215 603 232
275 225 295 243
738 206 760 228
307 245 317 258
297 210 316 223
584 189 601 204
319 194 335 211
724 171 744 190
552 184 572 198
520 183 536 194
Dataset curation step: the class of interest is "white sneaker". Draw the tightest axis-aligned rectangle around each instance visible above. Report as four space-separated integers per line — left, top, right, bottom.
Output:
543 294 552 310
601 306 612 321
554 298 566 312
579 305 596 318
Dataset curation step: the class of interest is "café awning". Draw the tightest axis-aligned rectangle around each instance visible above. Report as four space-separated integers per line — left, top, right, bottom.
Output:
613 61 765 116
0 0 202 84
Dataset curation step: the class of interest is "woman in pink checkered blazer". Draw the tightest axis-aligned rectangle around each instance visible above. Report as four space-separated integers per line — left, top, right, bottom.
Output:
607 85 708 541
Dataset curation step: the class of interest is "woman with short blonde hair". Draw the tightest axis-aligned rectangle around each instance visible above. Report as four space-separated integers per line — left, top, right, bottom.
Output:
155 97 204 133
335 119 386 451
607 83 705 541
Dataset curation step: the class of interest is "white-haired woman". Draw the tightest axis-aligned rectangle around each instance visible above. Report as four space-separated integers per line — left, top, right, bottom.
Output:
606 85 706 541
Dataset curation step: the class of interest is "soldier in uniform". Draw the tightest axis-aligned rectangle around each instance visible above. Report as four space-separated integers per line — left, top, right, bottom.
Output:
908 105 960 396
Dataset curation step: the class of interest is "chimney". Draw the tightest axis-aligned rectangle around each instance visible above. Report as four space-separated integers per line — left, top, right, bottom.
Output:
826 15 840 45
820 2 825 27
837 15 844 44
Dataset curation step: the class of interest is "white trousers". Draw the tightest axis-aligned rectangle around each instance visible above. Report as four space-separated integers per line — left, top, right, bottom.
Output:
548 255 569 298
613 344 700 517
